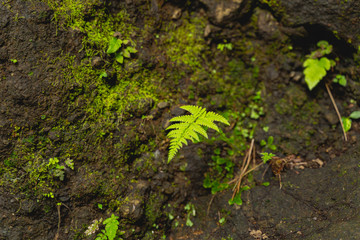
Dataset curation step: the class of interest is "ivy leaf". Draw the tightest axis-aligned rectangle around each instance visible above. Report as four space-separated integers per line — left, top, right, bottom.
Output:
350 111 360 119
107 37 122 54
303 57 331 90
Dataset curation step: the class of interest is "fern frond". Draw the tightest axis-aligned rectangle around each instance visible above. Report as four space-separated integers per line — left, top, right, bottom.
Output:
181 105 205 116
169 115 196 123
205 111 230 125
166 105 230 163
196 117 220 132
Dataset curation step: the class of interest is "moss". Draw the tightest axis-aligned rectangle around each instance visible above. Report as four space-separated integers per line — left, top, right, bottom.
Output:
145 192 166 225
160 14 206 70
260 0 286 17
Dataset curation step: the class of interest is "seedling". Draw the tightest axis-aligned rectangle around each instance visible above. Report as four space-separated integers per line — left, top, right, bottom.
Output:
260 136 277 151
184 203 196 227
341 110 360 132
95 214 122 240
217 40 233 51
260 152 276 163
333 74 347 86
303 40 348 141
303 41 335 90
106 37 137 64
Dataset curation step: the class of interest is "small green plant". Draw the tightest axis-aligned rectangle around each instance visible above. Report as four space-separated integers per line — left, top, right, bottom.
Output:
260 152 275 163
95 214 123 240
303 40 335 90
341 111 360 132
203 148 234 194
10 59 18 63
260 136 277 151
106 37 137 64
184 203 196 227
228 185 250 205
333 74 347 86
217 41 233 51
166 105 230 162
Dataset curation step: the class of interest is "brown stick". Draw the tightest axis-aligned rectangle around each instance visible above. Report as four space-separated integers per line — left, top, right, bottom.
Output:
230 139 255 200
325 83 347 141
54 204 61 240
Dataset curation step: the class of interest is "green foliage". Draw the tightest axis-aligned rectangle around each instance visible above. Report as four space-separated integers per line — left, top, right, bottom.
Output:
260 136 277 151
203 148 234 194
303 57 331 90
10 59 17 63
162 16 206 69
260 152 276 163
303 40 336 90
106 37 137 64
228 186 250 205
184 203 196 227
333 74 347 86
217 41 233 51
341 111 360 132
166 105 230 162
96 214 122 240
349 111 360 119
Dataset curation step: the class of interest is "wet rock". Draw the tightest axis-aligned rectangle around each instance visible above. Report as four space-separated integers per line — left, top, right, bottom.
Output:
200 0 253 25
119 180 149 220
171 8 182 20
265 64 279 81
267 0 360 48
256 8 282 40
20 199 37 214
127 98 154 118
91 56 104 69
170 106 186 117
157 101 169 109
204 24 211 38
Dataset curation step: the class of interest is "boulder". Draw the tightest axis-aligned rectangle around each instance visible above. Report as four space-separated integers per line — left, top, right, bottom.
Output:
200 0 253 25
264 0 360 48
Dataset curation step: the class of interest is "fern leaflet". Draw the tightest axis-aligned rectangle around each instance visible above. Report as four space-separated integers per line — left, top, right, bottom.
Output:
166 105 230 162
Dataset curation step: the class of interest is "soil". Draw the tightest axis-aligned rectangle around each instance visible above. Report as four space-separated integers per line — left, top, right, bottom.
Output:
1 0 360 240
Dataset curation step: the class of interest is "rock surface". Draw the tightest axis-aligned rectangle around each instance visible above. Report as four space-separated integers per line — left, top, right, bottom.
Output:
266 0 360 48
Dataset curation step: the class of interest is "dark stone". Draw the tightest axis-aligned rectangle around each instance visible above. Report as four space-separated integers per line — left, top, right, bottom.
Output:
157 101 169 109
170 106 186 117
267 0 360 48
199 0 253 25
91 56 104 69
48 130 60 141
127 98 154 118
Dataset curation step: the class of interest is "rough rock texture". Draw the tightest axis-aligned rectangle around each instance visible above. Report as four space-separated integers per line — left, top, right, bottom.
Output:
199 0 253 25
267 0 360 48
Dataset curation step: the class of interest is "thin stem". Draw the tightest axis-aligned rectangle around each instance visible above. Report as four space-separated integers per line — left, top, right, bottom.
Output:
325 83 347 141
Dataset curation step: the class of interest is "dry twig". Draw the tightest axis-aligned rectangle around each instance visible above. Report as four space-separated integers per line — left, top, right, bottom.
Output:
325 83 347 141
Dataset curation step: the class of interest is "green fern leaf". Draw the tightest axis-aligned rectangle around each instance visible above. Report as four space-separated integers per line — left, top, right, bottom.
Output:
166 105 230 163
